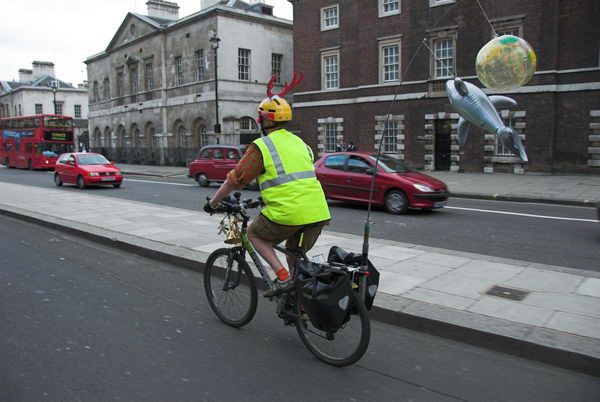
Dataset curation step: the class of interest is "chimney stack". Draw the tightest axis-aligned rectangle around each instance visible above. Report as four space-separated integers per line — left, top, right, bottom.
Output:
18 69 33 82
200 0 221 10
32 61 55 80
147 0 180 20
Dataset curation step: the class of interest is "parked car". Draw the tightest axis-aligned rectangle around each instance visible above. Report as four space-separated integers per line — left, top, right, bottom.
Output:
54 152 123 189
188 145 259 190
314 152 450 214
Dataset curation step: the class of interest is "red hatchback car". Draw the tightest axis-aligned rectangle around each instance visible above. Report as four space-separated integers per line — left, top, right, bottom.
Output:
315 152 450 214
188 145 259 190
54 153 123 189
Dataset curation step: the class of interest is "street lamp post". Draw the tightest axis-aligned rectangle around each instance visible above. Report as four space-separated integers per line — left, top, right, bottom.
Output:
209 31 221 144
51 80 58 114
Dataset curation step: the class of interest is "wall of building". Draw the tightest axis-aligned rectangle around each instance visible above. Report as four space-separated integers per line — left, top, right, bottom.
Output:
86 5 293 165
291 0 600 174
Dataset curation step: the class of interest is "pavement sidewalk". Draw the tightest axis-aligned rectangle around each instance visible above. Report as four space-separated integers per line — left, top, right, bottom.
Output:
1 178 599 377
117 163 600 207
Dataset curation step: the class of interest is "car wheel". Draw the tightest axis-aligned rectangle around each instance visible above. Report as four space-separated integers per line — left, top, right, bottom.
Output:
27 159 33 170
196 173 210 187
113 183 121 188
54 173 63 187
384 190 408 215
77 175 86 189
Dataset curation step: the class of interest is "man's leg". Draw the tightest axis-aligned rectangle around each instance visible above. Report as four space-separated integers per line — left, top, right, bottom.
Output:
247 229 285 275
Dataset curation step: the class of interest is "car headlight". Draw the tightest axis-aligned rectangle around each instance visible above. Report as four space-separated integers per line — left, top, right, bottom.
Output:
115 171 122 176
89 172 99 176
413 184 434 192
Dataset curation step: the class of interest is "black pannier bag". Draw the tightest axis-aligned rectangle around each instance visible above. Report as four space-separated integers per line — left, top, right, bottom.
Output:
295 260 353 332
327 246 380 310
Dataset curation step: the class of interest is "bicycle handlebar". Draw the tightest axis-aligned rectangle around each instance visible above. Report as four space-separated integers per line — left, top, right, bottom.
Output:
206 192 264 216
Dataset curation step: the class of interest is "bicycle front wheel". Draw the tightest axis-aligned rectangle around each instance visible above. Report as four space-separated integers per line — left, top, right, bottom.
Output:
204 248 258 327
295 291 371 367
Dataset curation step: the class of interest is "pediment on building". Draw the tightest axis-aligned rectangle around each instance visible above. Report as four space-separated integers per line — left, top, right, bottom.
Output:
106 13 163 52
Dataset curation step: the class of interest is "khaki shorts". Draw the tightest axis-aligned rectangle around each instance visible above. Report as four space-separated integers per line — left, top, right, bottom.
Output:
248 213 328 251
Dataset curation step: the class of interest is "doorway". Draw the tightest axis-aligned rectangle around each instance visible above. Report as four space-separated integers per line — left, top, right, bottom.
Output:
434 119 451 171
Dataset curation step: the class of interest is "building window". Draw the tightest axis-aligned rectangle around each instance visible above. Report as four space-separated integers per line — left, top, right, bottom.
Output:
54 103 62 115
495 117 517 156
429 0 456 7
322 50 340 90
74 105 81 118
383 121 398 154
321 5 339 31
240 116 258 131
379 0 400 17
272 53 282 82
18 104 21 116
495 27 521 38
238 48 251 81
380 40 400 82
93 81 99 103
130 67 138 95
145 62 153 90
35 104 43 115
325 123 338 153
117 71 124 97
433 38 454 78
175 56 183 85
103 77 110 99
195 49 205 81
178 125 190 148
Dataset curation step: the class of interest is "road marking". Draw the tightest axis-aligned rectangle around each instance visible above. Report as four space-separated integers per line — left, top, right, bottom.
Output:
126 178 196 187
446 206 597 223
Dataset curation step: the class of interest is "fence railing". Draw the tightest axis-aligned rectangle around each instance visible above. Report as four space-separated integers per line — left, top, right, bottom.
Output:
91 147 197 166
91 133 260 166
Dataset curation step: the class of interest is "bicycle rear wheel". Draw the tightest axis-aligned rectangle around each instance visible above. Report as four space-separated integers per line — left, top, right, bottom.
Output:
204 248 258 327
295 290 371 367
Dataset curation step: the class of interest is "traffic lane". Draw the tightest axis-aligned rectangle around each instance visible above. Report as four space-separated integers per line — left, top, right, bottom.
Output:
1 169 598 271
0 167 596 221
2 217 599 401
328 199 600 272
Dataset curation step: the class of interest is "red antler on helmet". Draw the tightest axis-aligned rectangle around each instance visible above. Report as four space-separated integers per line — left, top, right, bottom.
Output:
266 72 303 99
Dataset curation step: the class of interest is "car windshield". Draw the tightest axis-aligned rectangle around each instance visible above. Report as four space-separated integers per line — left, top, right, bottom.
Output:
77 154 110 165
366 155 415 173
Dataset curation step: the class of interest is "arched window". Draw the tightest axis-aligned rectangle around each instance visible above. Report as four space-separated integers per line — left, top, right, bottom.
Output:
178 125 190 148
240 116 258 132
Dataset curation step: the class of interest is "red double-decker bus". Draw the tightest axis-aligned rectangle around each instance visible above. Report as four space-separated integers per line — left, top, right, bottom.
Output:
0 115 75 170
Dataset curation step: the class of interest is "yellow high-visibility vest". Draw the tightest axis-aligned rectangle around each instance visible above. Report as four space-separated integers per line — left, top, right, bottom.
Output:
253 129 330 225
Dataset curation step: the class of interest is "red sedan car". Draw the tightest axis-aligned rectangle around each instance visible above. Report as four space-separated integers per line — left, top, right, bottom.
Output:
54 153 123 189
315 152 449 214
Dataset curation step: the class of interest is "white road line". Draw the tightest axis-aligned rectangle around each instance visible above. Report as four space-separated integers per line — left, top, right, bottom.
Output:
446 206 597 223
127 178 196 187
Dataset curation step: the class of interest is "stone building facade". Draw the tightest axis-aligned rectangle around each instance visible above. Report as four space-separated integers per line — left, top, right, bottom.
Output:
288 0 600 174
85 0 292 166
0 61 89 150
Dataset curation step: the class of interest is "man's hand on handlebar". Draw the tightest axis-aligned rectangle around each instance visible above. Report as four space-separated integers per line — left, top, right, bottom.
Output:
203 200 219 214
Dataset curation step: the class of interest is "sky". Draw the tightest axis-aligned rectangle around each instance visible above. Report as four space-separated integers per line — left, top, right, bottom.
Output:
0 0 293 87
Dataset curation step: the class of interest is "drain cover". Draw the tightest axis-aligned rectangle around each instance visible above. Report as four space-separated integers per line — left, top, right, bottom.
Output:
485 285 530 301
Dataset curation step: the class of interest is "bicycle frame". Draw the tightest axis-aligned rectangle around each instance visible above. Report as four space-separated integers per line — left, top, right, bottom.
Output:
223 211 304 293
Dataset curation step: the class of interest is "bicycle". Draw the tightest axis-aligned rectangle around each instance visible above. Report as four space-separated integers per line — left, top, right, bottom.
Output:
203 192 371 367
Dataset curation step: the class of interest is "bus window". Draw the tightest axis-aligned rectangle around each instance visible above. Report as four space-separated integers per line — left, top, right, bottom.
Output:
41 142 74 156
25 143 33 153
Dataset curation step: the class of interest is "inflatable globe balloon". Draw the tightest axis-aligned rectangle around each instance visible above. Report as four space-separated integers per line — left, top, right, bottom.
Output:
476 35 537 91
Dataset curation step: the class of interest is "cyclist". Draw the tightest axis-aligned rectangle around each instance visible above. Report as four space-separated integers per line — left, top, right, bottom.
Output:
204 90 331 297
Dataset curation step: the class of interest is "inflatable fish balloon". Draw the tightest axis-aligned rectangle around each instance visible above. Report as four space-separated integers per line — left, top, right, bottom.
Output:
446 78 528 162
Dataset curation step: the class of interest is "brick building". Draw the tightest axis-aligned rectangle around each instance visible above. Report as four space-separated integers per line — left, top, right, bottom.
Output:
288 0 600 174
85 0 292 166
